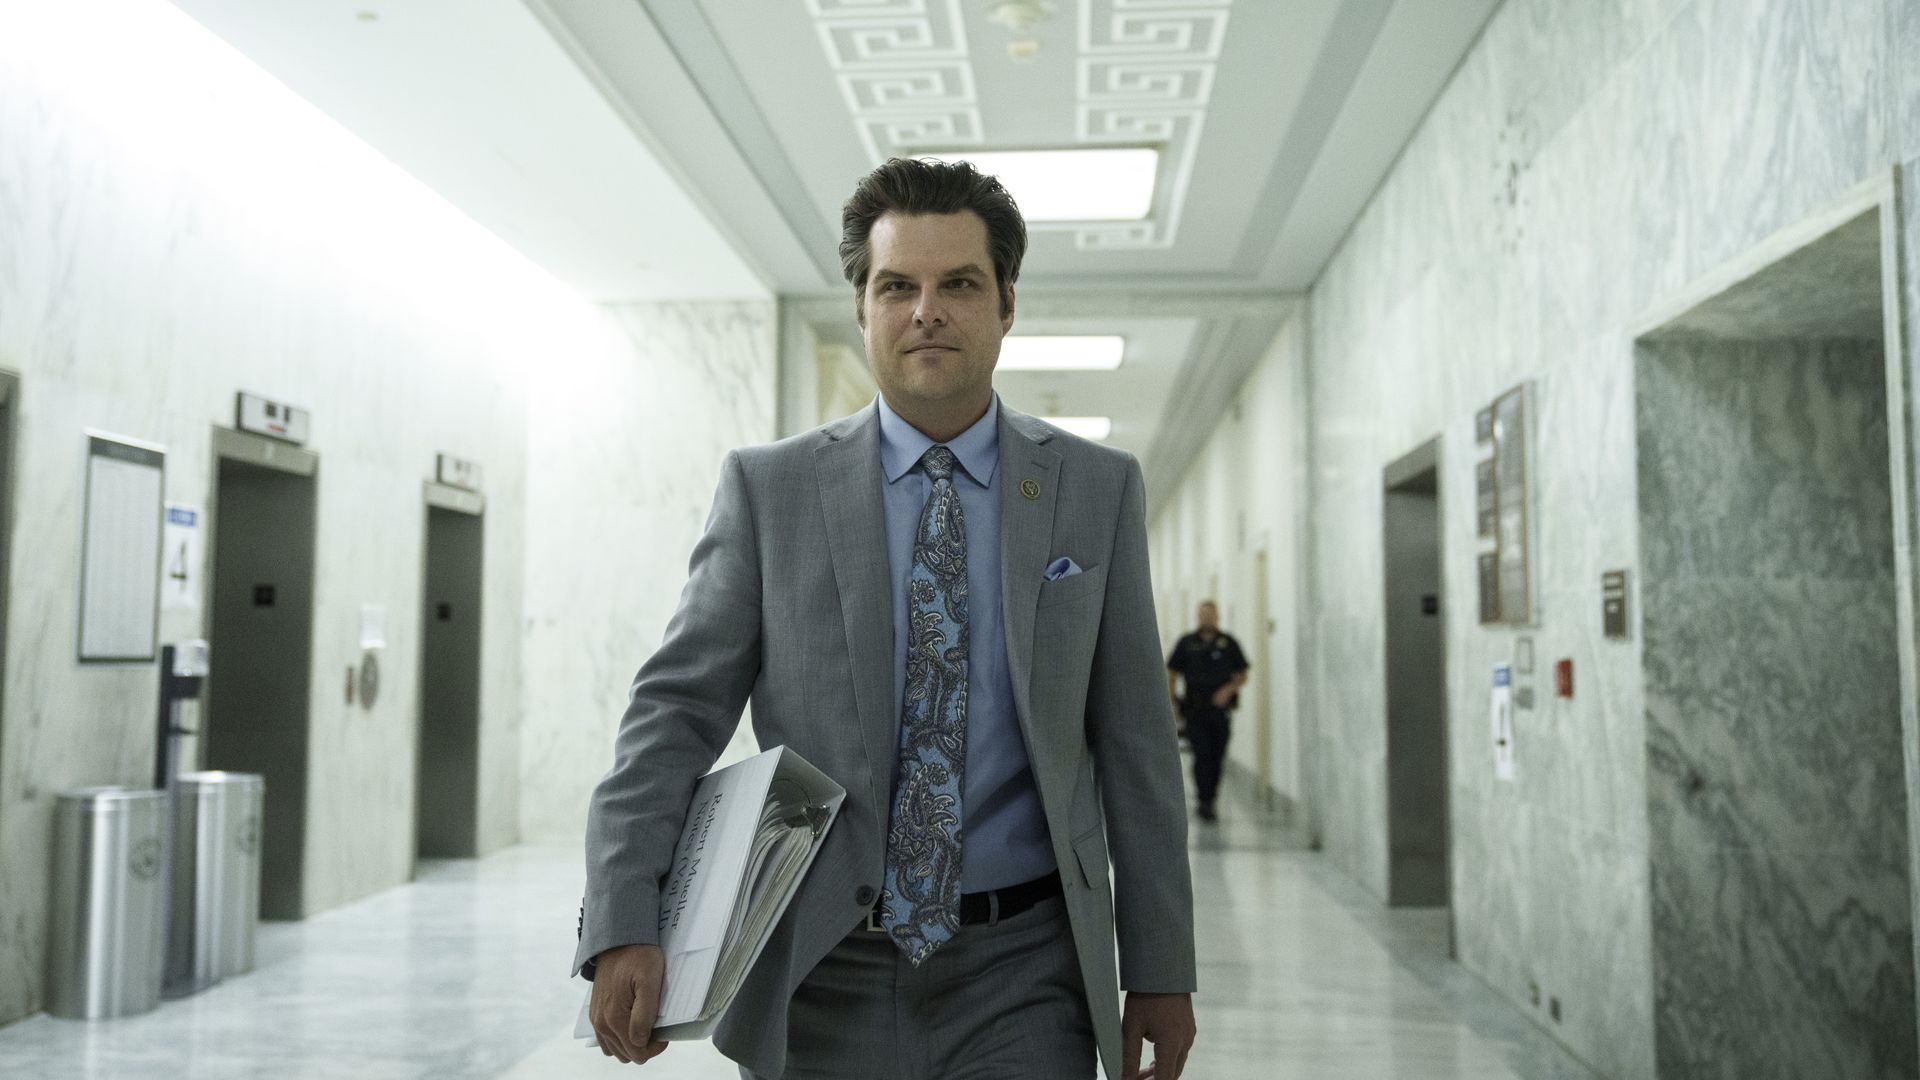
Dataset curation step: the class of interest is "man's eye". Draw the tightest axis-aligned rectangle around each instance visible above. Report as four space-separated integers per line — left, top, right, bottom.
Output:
884 281 911 291
947 279 975 289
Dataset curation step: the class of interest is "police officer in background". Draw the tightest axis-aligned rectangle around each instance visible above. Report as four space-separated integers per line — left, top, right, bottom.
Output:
1167 601 1250 822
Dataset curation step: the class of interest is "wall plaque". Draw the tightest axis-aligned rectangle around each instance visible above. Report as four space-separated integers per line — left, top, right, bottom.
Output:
1492 383 1533 625
1478 552 1500 624
1475 458 1497 538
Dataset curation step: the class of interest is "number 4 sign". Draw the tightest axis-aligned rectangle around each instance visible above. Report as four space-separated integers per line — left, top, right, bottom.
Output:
161 504 202 612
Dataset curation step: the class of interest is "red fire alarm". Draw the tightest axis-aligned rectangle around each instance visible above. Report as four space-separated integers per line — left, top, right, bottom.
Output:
1554 659 1574 698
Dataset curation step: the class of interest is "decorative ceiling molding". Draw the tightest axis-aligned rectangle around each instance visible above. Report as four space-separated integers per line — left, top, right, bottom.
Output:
809 0 983 164
807 0 1231 252
1065 0 1230 250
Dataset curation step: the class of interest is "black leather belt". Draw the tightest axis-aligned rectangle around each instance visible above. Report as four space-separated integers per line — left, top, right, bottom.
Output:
864 870 1063 932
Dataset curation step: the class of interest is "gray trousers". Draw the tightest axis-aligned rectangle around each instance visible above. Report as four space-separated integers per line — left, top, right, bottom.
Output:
743 894 1097 1080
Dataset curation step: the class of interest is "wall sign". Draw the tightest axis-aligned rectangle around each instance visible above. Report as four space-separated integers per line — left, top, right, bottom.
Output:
1478 552 1500 623
1491 663 1516 781
1602 570 1630 639
1475 458 1497 538
436 453 483 492
160 504 202 612
236 392 310 445
80 434 165 662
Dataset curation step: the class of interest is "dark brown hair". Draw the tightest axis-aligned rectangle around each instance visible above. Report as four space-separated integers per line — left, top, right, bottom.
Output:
839 157 1027 309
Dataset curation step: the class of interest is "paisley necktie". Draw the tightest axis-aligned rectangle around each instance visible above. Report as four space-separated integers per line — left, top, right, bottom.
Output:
880 445 969 965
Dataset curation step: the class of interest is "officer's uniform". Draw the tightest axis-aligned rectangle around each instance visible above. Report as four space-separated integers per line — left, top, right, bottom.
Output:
1167 630 1249 817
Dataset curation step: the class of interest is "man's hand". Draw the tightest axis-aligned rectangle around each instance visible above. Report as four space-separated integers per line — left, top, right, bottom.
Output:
1121 991 1196 1079
589 944 669 1066
1209 686 1234 708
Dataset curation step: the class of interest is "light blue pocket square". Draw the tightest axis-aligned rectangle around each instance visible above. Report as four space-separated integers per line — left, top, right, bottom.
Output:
1044 557 1083 582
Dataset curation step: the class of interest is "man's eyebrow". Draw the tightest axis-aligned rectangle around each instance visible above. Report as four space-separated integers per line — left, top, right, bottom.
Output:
871 263 990 282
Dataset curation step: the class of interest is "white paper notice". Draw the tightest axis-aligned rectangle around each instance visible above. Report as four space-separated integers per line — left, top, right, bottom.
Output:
160 505 201 612
359 604 387 650
79 436 164 661
1491 663 1516 781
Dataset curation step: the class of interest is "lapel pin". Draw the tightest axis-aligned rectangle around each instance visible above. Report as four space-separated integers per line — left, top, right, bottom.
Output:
1020 478 1041 501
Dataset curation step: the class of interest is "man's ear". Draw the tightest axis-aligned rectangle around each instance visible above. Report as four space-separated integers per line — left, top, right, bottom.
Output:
854 289 866 328
999 282 1016 333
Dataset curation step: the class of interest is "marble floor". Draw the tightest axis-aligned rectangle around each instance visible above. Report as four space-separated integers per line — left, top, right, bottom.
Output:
0 775 1604 1079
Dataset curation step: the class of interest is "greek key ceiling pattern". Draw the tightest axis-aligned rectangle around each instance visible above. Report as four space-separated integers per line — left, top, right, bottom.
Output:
808 0 1232 251
810 0 982 165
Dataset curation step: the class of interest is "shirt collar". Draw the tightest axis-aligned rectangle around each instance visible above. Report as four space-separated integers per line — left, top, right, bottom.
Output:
876 393 1000 487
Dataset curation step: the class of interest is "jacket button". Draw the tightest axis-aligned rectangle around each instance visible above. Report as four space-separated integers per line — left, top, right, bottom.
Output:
855 885 877 906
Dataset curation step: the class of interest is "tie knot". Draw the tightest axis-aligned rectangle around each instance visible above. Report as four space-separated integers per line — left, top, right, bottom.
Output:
922 445 956 482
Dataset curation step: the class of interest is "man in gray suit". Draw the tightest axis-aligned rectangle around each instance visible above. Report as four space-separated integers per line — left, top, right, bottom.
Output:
578 157 1197 1080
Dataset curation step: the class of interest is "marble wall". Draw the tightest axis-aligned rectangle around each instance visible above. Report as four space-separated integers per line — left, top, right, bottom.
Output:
1148 317 1309 806
1638 338 1914 1078
1906 164 1920 1048
516 301 775 845
0 2 778 1026
1280 0 1920 1076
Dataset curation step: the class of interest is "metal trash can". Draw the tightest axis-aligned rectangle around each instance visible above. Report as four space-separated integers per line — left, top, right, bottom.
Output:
166 771 264 996
47 787 169 1019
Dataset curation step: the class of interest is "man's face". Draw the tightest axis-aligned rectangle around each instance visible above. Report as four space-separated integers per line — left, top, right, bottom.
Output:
859 211 1013 411
1197 604 1218 632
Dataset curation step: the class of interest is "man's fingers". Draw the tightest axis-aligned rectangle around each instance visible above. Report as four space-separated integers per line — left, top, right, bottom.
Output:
592 983 635 1063
1121 1031 1142 1080
626 991 656 1052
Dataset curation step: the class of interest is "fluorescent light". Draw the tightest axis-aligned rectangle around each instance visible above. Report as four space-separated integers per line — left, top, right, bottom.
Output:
1043 417 1113 440
998 335 1125 371
919 148 1158 221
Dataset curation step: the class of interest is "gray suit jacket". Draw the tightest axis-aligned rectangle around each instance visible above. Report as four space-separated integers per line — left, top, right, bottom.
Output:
575 401 1196 1079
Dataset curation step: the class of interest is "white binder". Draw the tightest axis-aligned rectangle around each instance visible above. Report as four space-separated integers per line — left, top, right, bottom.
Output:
576 745 845 1043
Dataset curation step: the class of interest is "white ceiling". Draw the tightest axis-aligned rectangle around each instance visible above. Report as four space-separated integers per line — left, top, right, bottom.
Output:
168 0 771 302
167 0 1501 500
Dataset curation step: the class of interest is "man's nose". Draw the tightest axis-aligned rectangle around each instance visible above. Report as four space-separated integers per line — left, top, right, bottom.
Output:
913 287 947 326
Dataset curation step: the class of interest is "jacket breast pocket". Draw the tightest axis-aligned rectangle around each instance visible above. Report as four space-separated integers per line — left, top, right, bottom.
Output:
1036 564 1107 610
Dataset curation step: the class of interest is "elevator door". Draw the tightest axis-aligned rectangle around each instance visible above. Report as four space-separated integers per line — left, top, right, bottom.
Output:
206 436 317 921
1384 443 1449 908
416 497 484 862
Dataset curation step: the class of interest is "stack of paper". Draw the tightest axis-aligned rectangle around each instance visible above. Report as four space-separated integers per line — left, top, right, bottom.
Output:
576 746 844 1044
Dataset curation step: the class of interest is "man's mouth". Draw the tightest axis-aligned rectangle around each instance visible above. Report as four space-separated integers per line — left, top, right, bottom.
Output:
907 343 956 353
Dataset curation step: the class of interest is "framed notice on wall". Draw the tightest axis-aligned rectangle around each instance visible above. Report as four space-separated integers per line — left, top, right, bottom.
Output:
1491 383 1534 625
79 434 165 662
1475 458 1497 539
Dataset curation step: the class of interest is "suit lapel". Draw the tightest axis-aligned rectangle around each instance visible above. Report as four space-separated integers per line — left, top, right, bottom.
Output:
815 409 897 814
998 407 1061 741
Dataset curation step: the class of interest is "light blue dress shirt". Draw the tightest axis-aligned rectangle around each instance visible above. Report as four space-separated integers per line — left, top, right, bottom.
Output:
876 394 1057 892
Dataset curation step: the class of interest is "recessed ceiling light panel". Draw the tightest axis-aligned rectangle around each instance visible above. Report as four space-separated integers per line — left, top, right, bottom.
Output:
919 148 1158 221
998 335 1124 371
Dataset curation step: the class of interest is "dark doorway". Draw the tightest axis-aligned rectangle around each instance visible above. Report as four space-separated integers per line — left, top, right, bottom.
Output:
205 429 317 921
1383 440 1449 909
415 487 484 864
